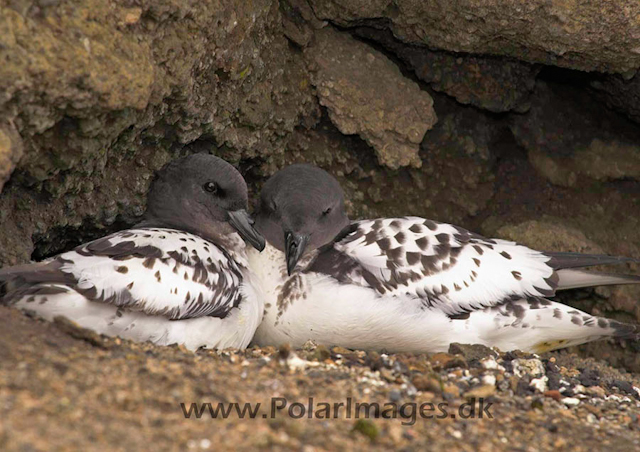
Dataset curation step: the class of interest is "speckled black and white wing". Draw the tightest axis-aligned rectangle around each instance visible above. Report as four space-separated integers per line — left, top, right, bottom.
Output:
308 217 559 315
3 228 247 320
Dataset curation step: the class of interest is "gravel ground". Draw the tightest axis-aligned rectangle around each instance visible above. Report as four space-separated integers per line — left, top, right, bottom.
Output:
1 305 639 451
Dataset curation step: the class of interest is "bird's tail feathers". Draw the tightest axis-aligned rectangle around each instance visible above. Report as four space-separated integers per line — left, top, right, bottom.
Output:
546 251 640 270
556 268 640 290
0 261 71 305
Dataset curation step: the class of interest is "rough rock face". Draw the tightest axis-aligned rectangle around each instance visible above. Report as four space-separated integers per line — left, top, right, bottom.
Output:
0 123 22 192
305 27 436 169
355 27 539 113
0 0 318 264
593 73 640 124
511 81 640 187
1 0 640 371
309 0 640 73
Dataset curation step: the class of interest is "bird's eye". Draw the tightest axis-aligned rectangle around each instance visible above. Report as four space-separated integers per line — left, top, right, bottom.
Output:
322 207 332 216
203 182 218 194
270 200 278 212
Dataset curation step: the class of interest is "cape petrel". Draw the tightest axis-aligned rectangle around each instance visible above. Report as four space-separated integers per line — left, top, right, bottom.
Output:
248 164 639 353
1 154 265 351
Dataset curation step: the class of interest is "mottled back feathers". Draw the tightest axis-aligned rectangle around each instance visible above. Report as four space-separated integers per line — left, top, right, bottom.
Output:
2 228 247 320
308 217 559 315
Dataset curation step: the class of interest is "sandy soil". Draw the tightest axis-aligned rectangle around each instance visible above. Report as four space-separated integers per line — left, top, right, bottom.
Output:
1 305 639 451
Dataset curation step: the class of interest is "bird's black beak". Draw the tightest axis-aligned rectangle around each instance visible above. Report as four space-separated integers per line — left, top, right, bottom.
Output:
285 231 309 276
227 209 266 251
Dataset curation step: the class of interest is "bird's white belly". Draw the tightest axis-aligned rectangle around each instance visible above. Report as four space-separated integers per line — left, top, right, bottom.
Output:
248 245 456 352
248 245 618 354
257 279 458 352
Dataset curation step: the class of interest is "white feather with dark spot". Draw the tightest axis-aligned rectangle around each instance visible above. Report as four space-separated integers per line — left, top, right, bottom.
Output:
323 217 557 314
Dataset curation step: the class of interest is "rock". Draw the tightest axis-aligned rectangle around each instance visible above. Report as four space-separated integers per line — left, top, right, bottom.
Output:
0 0 318 266
284 352 319 372
330 346 352 356
280 0 326 47
365 351 384 371
561 397 581 407
481 374 497 387
527 138 640 188
530 376 549 393
512 359 546 379
260 345 277 356
411 375 441 393
480 357 504 371
388 389 402 403
592 73 640 124
610 380 640 399
355 27 538 113
309 0 640 73
311 345 331 362
278 343 292 360
347 93 498 222
448 343 497 363
301 340 318 351
579 368 602 387
418 98 498 218
402 429 416 441
515 375 536 396
573 384 586 395
122 8 143 25
305 27 437 169
583 404 602 417
543 390 563 401
0 123 23 192
429 353 467 370
495 220 604 254
443 383 461 398
464 384 496 399
379 368 396 383
586 386 606 398
531 398 544 410
510 81 640 187
52 316 108 349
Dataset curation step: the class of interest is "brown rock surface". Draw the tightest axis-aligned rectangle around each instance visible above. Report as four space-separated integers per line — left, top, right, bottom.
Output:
0 123 22 192
510 81 640 188
309 0 640 73
355 27 539 113
591 72 640 126
0 0 318 265
305 27 437 169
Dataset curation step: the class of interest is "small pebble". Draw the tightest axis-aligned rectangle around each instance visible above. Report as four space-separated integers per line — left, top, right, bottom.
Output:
562 397 580 407
389 389 402 402
482 374 497 386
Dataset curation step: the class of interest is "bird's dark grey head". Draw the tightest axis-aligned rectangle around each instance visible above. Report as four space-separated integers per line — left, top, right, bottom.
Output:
255 164 350 274
142 153 265 251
